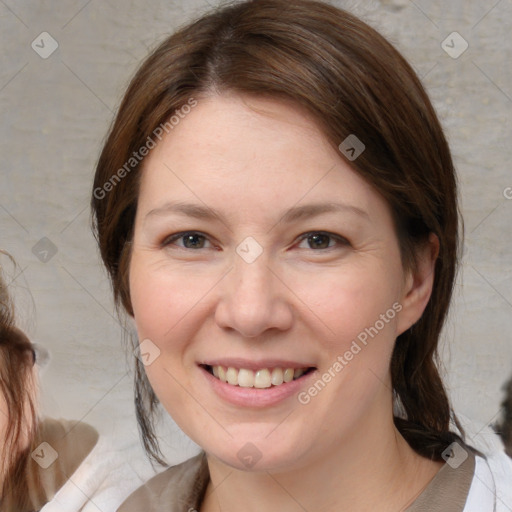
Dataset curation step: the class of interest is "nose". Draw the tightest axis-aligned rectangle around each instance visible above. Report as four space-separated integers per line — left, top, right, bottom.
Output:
214 253 293 338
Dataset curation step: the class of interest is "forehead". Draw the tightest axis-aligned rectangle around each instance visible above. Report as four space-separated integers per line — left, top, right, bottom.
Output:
137 93 389 224
144 93 333 173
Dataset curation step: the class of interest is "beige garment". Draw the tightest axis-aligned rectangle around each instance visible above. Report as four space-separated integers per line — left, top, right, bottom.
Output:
117 453 208 512
405 449 476 512
118 449 475 512
2 417 99 512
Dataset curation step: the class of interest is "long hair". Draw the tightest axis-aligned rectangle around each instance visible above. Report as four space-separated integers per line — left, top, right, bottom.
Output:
0 252 39 509
91 0 464 464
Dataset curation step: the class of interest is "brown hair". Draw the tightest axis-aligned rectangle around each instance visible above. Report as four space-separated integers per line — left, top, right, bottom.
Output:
0 252 39 508
92 0 466 465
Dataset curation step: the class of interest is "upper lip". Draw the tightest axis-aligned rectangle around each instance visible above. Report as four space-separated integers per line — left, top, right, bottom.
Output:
199 358 316 371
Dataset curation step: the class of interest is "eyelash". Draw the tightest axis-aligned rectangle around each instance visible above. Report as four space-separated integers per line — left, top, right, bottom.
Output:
161 231 350 251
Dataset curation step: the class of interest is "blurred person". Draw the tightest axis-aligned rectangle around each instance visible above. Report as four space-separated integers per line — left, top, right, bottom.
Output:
0 253 154 511
0 253 39 508
496 377 512 458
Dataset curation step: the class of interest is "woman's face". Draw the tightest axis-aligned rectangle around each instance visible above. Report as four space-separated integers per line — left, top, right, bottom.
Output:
129 94 427 471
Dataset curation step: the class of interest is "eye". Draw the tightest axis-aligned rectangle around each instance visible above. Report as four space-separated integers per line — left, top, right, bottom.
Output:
296 231 350 250
162 231 213 250
161 231 349 251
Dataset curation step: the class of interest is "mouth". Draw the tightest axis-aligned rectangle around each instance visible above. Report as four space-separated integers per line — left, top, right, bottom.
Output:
200 364 316 389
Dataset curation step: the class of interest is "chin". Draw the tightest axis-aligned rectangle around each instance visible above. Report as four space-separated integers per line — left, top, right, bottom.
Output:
201 431 309 473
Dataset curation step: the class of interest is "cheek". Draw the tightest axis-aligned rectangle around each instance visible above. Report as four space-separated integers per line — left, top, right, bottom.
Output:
128 258 192 417
128 255 219 402
317 266 402 397
290 261 402 418
129 255 208 343
291 261 402 353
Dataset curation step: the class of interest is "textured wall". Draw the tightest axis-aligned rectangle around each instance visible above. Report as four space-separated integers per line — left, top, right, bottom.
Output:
1 0 511 465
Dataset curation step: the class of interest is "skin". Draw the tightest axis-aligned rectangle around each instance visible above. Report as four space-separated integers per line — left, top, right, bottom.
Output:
129 93 442 512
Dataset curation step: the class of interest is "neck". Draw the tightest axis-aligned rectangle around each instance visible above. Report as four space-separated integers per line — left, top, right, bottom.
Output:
201 408 442 512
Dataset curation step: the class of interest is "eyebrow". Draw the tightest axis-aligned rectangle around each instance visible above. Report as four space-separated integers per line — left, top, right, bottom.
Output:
145 201 369 226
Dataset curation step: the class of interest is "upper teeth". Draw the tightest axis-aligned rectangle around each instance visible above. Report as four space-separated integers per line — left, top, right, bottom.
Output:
211 366 307 388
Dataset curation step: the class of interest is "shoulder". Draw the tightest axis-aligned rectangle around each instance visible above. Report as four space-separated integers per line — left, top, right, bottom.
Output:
37 417 99 451
27 417 100 508
451 415 512 511
117 452 208 512
36 417 100 481
40 427 157 512
464 452 512 511
487 451 512 511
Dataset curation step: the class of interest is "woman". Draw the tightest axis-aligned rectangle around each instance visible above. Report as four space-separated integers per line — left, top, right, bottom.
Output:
0 254 149 511
91 1 512 510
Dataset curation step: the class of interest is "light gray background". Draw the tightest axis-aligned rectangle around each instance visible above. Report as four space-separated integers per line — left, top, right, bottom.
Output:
1 0 511 466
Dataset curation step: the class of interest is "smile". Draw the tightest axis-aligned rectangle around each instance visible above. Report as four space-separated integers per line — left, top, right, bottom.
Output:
203 365 315 388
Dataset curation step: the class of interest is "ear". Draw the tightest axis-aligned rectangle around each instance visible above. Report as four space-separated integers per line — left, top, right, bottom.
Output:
396 233 439 336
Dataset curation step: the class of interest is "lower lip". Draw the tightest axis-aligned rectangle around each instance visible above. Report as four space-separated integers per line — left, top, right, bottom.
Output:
199 366 317 408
